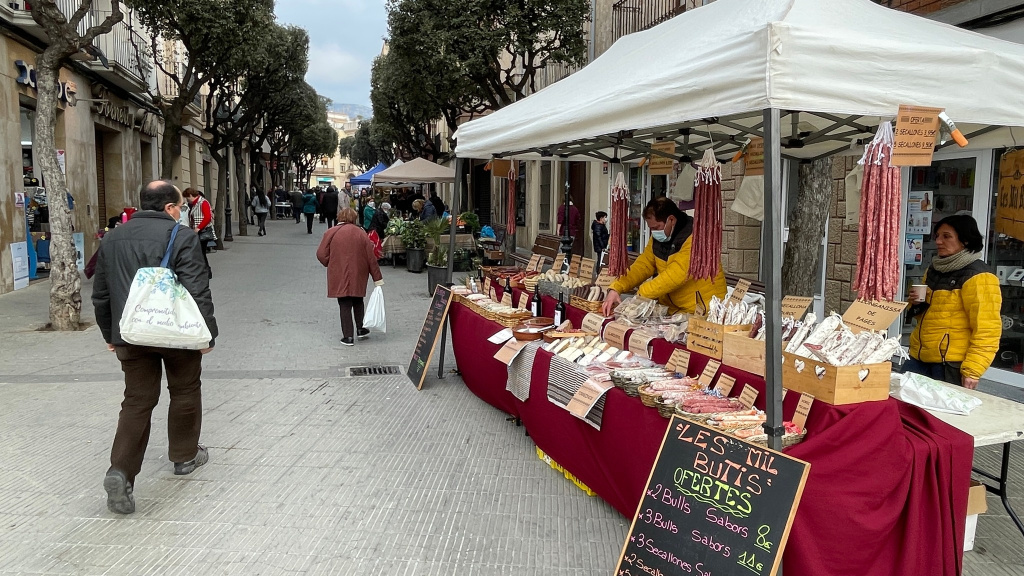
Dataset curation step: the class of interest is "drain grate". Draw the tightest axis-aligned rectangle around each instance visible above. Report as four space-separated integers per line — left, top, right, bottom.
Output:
347 365 403 377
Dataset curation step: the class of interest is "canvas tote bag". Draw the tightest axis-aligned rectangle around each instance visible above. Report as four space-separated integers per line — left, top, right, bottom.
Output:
119 224 213 349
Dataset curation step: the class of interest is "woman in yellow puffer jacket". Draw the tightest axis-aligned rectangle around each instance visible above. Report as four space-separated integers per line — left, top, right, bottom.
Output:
602 197 726 316
907 215 1002 389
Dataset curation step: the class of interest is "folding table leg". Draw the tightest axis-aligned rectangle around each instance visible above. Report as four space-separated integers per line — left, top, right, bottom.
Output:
973 442 1024 539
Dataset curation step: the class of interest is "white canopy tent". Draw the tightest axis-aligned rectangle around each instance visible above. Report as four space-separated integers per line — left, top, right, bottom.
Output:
441 0 1024 446
372 157 456 184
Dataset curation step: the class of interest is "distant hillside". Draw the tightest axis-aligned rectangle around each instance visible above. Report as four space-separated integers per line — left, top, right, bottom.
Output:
332 103 372 120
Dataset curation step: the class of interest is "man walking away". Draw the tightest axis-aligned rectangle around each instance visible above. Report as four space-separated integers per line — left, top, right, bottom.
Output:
289 188 303 224
92 180 218 515
321 185 340 228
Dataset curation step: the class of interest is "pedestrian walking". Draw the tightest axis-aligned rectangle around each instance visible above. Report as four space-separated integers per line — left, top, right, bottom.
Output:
428 190 445 219
302 188 319 234
321 185 340 228
370 202 391 240
251 189 271 236
316 207 384 346
289 188 303 224
183 188 214 279
362 200 376 232
92 180 218 515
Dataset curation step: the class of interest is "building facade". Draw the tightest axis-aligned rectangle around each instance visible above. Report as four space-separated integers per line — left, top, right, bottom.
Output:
307 110 359 189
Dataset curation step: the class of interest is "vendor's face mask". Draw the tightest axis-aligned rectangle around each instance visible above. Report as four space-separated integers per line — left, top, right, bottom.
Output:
650 216 675 242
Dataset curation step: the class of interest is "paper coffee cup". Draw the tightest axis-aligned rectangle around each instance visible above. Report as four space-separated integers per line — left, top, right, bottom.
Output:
910 285 927 301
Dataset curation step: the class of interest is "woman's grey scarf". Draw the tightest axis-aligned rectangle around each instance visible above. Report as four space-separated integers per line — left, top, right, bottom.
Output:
931 249 981 273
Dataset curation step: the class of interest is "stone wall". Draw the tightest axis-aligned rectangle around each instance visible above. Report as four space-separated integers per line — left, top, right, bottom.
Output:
721 161 768 281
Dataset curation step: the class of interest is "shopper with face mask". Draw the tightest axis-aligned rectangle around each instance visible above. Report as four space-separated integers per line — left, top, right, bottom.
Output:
602 196 726 316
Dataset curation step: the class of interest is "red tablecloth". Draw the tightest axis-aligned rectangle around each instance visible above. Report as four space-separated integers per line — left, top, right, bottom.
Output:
448 295 973 576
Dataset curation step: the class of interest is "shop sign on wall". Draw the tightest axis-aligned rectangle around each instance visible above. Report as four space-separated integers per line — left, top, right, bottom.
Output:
996 149 1024 242
892 105 942 167
14 60 77 105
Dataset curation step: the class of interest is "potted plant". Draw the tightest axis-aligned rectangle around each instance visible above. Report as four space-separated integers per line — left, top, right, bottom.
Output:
424 217 451 295
401 219 427 273
458 211 481 237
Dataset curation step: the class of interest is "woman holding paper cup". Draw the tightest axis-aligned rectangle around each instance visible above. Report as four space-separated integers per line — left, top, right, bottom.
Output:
602 197 726 316
905 215 1001 389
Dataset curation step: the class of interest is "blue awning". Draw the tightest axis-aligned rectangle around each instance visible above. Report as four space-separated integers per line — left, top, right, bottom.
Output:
348 162 388 186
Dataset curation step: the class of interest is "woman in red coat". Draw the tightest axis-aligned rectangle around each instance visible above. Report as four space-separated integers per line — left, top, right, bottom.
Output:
316 208 384 346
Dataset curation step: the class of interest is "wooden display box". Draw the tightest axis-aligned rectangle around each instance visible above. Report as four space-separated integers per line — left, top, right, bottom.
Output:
686 317 752 360
722 332 766 377
781 351 891 405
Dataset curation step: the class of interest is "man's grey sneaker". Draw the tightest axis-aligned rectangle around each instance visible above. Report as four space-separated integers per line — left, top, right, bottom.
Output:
173 445 209 475
104 469 135 514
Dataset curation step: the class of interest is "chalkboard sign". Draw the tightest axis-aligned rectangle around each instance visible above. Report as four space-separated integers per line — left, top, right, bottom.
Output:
408 284 453 390
616 416 809 576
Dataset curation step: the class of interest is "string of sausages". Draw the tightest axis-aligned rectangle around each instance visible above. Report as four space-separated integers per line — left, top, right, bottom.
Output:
608 170 630 276
689 148 722 280
852 122 901 301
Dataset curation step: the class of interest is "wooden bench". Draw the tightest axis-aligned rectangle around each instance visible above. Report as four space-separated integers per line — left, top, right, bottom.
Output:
508 232 563 268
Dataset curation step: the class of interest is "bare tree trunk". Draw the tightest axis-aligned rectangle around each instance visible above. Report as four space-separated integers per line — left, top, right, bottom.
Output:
237 144 249 236
782 157 833 297
160 106 184 179
213 153 228 249
35 53 81 329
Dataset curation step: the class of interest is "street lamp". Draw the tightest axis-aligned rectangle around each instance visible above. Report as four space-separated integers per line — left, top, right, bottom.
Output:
559 159 573 265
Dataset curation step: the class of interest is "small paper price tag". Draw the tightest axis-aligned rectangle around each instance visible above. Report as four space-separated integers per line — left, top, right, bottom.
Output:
568 254 583 277
595 271 615 288
527 254 542 272
793 393 814 429
493 338 527 365
581 313 606 335
552 253 567 273
781 296 813 320
666 349 691 374
714 373 736 396
483 277 493 300
566 378 615 419
603 321 629 350
579 258 596 281
728 278 752 304
628 331 654 359
738 384 759 409
697 359 722 389
842 299 909 334
501 291 513 307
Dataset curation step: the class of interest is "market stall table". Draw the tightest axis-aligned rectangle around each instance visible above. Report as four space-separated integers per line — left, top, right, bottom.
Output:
448 292 974 576
926 386 1024 539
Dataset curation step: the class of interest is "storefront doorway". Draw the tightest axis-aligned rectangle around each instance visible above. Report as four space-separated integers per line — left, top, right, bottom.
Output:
898 149 1022 388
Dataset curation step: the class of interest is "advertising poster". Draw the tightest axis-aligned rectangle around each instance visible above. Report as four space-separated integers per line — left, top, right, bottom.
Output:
905 234 923 265
997 149 1024 242
73 232 85 271
12 242 29 290
907 190 933 235
15 192 25 208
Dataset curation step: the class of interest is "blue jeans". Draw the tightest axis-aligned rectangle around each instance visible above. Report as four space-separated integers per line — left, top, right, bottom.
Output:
902 357 962 385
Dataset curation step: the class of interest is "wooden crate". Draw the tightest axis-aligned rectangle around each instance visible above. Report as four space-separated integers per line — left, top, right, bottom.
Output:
721 332 765 377
686 317 752 360
781 351 891 405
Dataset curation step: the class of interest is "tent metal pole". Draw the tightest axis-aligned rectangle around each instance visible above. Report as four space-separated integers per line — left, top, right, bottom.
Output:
761 108 784 453
437 158 466 379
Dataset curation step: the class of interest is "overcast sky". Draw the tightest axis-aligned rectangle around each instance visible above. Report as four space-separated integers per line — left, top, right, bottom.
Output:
274 0 387 110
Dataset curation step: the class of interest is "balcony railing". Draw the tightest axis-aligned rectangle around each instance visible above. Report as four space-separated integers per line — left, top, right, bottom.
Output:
94 14 153 82
612 0 705 41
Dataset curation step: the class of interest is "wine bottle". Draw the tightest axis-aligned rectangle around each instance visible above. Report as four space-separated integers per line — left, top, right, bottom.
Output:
504 275 513 294
531 288 542 317
554 292 566 326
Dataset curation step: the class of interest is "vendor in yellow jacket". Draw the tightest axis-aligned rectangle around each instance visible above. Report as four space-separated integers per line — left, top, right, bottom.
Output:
906 215 1002 389
602 197 726 316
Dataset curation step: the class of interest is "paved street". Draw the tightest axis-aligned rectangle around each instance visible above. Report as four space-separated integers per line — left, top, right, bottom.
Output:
0 217 1021 575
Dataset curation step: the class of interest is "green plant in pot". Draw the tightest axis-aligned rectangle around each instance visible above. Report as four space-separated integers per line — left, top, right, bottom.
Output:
424 217 452 295
458 211 481 236
401 219 427 273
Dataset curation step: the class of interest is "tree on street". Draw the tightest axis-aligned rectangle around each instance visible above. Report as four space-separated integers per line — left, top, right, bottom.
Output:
338 119 393 171
29 0 124 330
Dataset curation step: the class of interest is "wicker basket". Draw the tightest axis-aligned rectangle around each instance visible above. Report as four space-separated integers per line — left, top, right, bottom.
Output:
638 384 661 408
673 404 746 424
745 430 807 449
570 295 603 314
655 397 679 418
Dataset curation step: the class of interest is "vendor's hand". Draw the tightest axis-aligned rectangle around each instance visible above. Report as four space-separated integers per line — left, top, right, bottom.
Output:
961 375 979 390
200 347 214 355
374 279 385 287
602 289 621 316
106 343 115 352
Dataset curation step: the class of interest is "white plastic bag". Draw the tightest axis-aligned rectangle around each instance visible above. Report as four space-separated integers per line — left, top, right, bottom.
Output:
364 285 386 332
119 225 212 349
889 372 982 415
